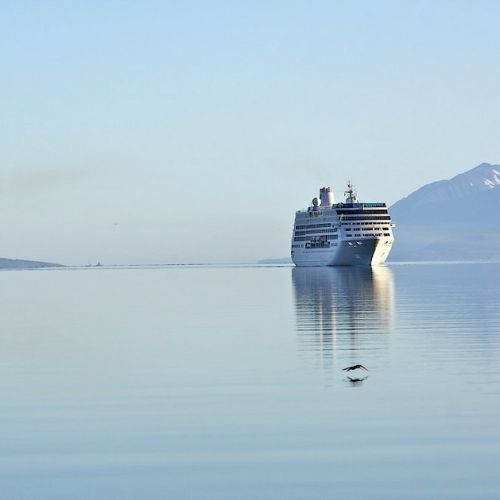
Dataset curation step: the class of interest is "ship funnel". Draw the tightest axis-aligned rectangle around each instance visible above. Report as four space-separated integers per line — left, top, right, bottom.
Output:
319 186 335 207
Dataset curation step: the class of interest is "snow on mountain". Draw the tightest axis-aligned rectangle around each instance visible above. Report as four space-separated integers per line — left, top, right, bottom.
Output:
392 163 500 209
484 168 500 188
389 163 500 261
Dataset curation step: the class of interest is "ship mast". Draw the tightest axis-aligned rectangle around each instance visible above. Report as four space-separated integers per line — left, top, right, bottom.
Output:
344 180 357 203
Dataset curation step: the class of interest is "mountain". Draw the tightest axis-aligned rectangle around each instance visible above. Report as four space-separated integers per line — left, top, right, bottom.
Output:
389 163 500 261
0 258 63 269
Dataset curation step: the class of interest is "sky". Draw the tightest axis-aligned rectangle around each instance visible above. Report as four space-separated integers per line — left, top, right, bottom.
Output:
2 0 500 264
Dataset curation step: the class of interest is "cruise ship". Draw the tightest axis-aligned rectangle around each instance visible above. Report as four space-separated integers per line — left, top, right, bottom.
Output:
291 182 395 266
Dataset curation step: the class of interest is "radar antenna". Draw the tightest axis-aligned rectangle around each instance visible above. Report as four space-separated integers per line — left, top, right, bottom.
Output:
344 180 357 203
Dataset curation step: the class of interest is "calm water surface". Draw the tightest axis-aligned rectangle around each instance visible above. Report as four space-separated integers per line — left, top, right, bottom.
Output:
1 263 499 499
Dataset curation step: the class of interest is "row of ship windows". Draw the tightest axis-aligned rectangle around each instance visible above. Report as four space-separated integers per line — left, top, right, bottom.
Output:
346 227 389 231
295 219 390 230
337 202 386 208
306 241 332 249
293 235 338 241
294 228 390 239
345 222 389 226
295 223 331 230
294 233 391 242
292 243 339 249
292 241 338 249
346 233 391 237
295 219 391 232
336 209 388 215
341 215 391 221
294 229 338 236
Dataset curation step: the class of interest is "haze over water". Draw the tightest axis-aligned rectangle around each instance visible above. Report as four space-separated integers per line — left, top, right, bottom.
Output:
1 263 499 499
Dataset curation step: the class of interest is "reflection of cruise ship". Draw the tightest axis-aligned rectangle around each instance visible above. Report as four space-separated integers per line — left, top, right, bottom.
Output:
292 266 394 361
291 183 395 266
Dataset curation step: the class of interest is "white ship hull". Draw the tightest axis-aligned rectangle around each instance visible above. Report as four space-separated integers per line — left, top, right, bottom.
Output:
292 237 393 267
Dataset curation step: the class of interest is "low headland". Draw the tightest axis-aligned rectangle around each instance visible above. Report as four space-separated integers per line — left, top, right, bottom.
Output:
0 258 63 269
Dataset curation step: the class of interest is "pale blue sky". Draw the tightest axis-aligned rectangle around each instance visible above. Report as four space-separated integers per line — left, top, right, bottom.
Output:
1 1 499 264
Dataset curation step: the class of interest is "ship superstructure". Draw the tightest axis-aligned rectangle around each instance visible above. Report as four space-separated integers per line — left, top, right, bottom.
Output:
291 182 395 266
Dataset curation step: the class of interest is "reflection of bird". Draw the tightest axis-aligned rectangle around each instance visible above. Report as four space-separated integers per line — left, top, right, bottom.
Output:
347 376 368 383
342 364 368 372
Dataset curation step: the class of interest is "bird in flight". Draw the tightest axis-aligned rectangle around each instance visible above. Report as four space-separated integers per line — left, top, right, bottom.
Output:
342 364 368 372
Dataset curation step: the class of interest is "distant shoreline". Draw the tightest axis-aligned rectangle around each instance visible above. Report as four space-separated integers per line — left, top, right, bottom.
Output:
0 258 63 269
3 260 500 272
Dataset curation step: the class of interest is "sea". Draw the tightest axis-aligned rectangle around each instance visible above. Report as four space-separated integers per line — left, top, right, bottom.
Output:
1 262 499 499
